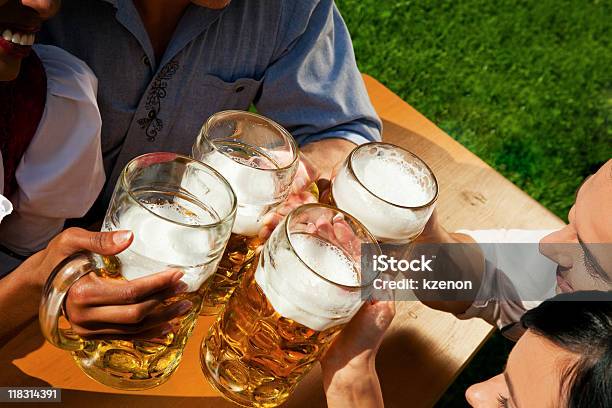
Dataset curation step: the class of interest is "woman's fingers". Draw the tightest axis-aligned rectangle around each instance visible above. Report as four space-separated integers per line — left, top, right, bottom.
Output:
258 154 322 240
67 269 184 307
69 297 163 326
336 221 363 259
48 228 134 259
69 299 193 338
258 190 318 240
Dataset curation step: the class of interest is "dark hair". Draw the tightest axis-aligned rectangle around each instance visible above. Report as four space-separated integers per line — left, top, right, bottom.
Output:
520 291 612 408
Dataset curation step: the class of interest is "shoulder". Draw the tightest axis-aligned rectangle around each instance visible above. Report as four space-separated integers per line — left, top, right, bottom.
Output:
257 0 332 56
15 47 104 219
278 0 328 25
279 0 323 14
29 44 101 147
236 0 320 13
33 44 98 102
235 0 327 27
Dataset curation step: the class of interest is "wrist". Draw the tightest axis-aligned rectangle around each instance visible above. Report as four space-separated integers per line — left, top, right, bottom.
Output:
301 138 356 180
19 250 48 292
417 222 450 243
322 350 376 386
323 356 379 403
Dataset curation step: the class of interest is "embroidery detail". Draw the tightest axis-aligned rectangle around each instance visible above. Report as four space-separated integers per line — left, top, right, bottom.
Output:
137 59 179 142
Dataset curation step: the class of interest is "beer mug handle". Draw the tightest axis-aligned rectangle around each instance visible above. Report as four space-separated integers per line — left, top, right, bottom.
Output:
39 251 99 351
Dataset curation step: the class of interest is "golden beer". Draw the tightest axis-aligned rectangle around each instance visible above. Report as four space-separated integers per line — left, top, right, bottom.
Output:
202 262 343 407
201 232 262 314
39 154 236 390
193 111 299 315
201 204 381 407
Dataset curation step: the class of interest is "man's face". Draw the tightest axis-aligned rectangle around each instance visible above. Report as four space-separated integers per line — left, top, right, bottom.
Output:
465 330 578 407
191 0 230 9
0 0 60 81
539 159 612 293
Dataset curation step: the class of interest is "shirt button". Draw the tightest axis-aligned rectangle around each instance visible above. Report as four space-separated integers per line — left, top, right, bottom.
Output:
142 55 151 66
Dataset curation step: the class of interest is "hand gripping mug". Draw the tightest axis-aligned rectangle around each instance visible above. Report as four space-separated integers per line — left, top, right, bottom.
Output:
201 203 381 407
192 110 299 315
39 153 236 390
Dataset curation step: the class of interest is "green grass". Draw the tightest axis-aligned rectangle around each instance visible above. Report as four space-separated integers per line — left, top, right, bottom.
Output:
337 0 611 220
336 0 611 405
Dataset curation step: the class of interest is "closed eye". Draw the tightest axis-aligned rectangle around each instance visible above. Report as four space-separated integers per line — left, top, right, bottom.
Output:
497 394 509 407
577 238 611 284
578 251 607 283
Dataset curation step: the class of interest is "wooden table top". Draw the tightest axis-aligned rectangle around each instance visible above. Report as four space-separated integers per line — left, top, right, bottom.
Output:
0 75 564 408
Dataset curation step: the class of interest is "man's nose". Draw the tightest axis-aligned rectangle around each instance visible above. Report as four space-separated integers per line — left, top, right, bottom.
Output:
465 374 507 408
539 226 577 268
20 0 60 20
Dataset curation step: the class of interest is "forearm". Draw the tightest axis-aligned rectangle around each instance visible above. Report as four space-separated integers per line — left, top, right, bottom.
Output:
0 252 45 345
413 225 485 315
323 358 383 408
300 138 356 180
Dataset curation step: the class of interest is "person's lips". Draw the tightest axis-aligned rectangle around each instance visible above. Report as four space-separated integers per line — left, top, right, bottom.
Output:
556 265 574 293
0 27 37 59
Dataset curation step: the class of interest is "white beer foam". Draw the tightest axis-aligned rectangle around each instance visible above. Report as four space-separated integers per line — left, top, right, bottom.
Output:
358 155 430 206
255 233 363 331
198 149 277 236
107 203 218 291
0 194 12 223
332 152 434 242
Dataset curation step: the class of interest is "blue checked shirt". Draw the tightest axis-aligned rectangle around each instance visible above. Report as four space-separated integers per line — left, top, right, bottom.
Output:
40 0 382 207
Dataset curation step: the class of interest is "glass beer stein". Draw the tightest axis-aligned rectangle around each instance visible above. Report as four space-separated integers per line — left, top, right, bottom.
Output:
193 110 299 315
201 204 381 407
39 153 236 390
331 142 438 243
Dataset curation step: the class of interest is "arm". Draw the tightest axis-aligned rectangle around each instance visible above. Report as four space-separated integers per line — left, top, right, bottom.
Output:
414 212 559 337
255 0 381 178
0 250 47 344
0 228 130 344
300 138 356 181
324 361 383 408
0 228 187 346
321 300 394 408
412 211 484 315
256 1 381 239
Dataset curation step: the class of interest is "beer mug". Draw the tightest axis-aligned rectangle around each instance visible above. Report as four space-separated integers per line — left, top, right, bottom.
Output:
193 111 299 315
39 153 236 390
201 204 381 407
331 142 438 243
